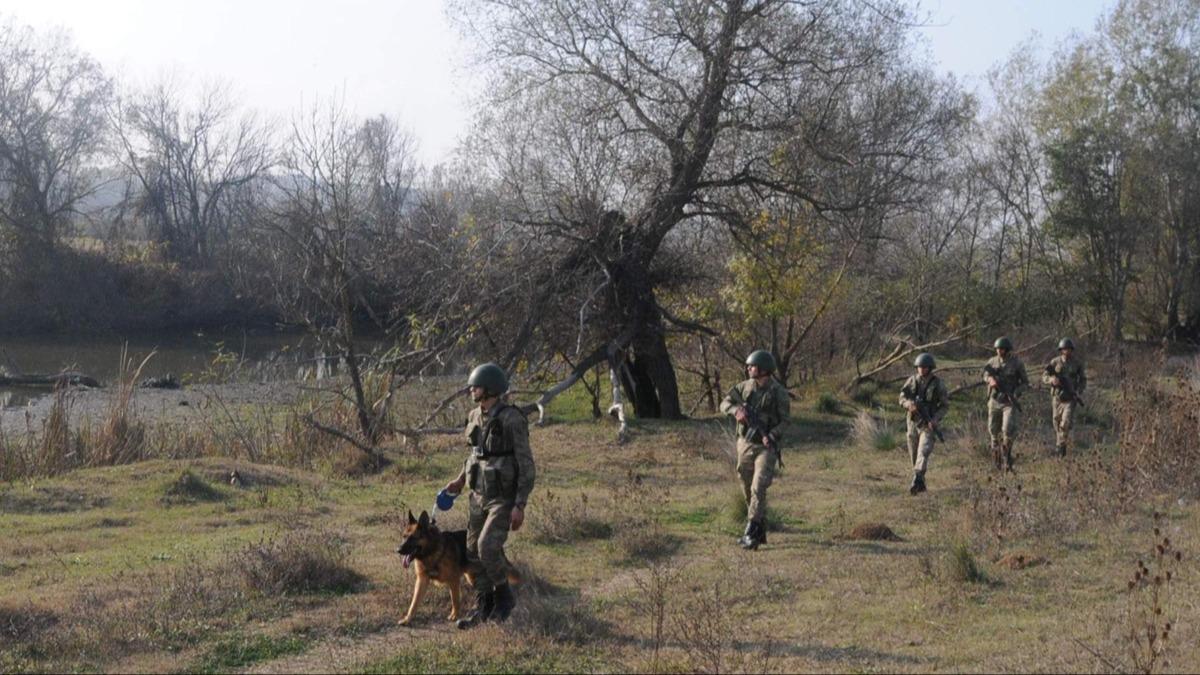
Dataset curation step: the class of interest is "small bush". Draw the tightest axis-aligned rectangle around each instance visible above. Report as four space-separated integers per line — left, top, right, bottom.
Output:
851 411 899 452
722 486 784 532
849 382 879 407
161 470 226 505
232 529 366 596
946 540 987 583
507 564 609 646
814 392 839 414
0 604 57 649
529 491 613 545
331 446 389 477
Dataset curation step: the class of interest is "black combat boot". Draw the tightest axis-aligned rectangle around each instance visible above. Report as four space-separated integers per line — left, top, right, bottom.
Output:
992 444 1003 471
456 587 495 630
909 473 926 495
1003 443 1015 472
1056 444 1067 457
758 521 768 546
492 583 516 622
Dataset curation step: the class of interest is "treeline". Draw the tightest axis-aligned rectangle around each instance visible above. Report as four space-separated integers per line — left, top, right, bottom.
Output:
1 0 1197 425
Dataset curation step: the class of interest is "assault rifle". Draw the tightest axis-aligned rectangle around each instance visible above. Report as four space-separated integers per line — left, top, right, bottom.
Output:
901 389 945 442
983 364 1023 412
742 404 783 468
1045 364 1086 407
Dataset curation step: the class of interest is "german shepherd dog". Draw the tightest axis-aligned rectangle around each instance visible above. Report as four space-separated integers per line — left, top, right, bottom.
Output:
395 510 520 625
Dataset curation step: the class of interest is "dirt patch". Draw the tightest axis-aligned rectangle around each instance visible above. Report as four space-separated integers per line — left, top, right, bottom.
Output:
0 486 109 514
844 523 903 541
996 551 1048 570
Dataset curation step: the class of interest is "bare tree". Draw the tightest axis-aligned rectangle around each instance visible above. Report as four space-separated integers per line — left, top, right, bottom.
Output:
112 77 273 266
454 0 970 417
0 19 111 253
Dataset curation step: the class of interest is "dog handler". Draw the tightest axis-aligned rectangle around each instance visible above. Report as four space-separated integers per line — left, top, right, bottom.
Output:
444 363 536 629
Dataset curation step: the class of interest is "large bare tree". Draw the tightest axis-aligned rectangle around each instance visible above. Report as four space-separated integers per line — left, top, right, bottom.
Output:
454 0 970 417
112 78 273 266
0 20 111 253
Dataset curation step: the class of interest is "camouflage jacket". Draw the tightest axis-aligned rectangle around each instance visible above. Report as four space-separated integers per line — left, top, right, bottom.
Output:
461 402 536 506
1042 355 1087 402
982 355 1029 405
720 378 790 444
899 374 949 423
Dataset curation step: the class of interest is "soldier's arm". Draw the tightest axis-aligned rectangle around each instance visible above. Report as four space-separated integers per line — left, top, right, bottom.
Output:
932 380 950 422
719 384 744 416
1015 361 1030 395
769 385 790 440
507 411 536 506
898 378 914 407
1041 361 1057 386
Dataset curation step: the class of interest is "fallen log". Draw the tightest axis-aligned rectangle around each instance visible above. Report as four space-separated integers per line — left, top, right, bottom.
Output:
0 372 101 388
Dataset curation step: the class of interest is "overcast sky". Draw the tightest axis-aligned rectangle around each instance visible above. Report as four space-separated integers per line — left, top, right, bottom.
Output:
1 0 1113 165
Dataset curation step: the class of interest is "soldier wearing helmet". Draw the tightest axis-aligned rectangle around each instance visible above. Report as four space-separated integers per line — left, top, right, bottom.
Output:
444 362 535 629
719 350 790 550
1042 338 1087 456
982 337 1029 471
898 353 949 495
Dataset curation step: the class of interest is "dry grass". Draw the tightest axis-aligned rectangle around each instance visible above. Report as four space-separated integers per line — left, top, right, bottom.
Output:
850 410 899 452
528 490 613 545
231 528 367 596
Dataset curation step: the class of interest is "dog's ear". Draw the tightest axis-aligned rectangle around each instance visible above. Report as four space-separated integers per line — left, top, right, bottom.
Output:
418 510 430 528
407 510 417 525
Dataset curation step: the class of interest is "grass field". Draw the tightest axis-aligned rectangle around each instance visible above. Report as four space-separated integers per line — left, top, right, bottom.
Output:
1 370 1197 673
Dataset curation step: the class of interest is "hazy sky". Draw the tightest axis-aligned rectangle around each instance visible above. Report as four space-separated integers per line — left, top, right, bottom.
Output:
1 0 1113 165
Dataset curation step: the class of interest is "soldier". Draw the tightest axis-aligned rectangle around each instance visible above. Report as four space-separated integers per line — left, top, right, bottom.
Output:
1042 338 1087 457
443 363 535 629
898 353 949 495
719 350 789 550
983 336 1029 471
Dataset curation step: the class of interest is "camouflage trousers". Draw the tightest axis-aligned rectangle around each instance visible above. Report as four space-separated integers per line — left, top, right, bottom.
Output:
1051 398 1077 449
905 417 936 476
736 437 777 524
987 399 1020 447
466 492 512 591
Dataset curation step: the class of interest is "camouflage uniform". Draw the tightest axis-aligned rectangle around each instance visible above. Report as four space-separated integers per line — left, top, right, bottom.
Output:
720 378 789 524
458 402 535 591
898 373 949 478
983 355 1029 469
1042 355 1087 453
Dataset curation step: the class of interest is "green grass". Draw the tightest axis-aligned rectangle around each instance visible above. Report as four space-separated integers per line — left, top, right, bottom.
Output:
361 642 604 674
2 371 1198 673
191 634 310 673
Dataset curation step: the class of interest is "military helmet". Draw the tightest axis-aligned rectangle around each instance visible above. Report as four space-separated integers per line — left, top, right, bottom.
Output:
467 362 509 396
745 350 777 373
914 353 936 369
994 336 1014 351
1057 337 1076 350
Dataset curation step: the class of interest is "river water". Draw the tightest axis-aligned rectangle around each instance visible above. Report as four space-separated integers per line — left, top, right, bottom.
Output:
0 330 368 409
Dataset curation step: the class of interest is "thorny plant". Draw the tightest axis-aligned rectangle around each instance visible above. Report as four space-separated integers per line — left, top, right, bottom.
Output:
1123 512 1183 675
1076 512 1185 675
